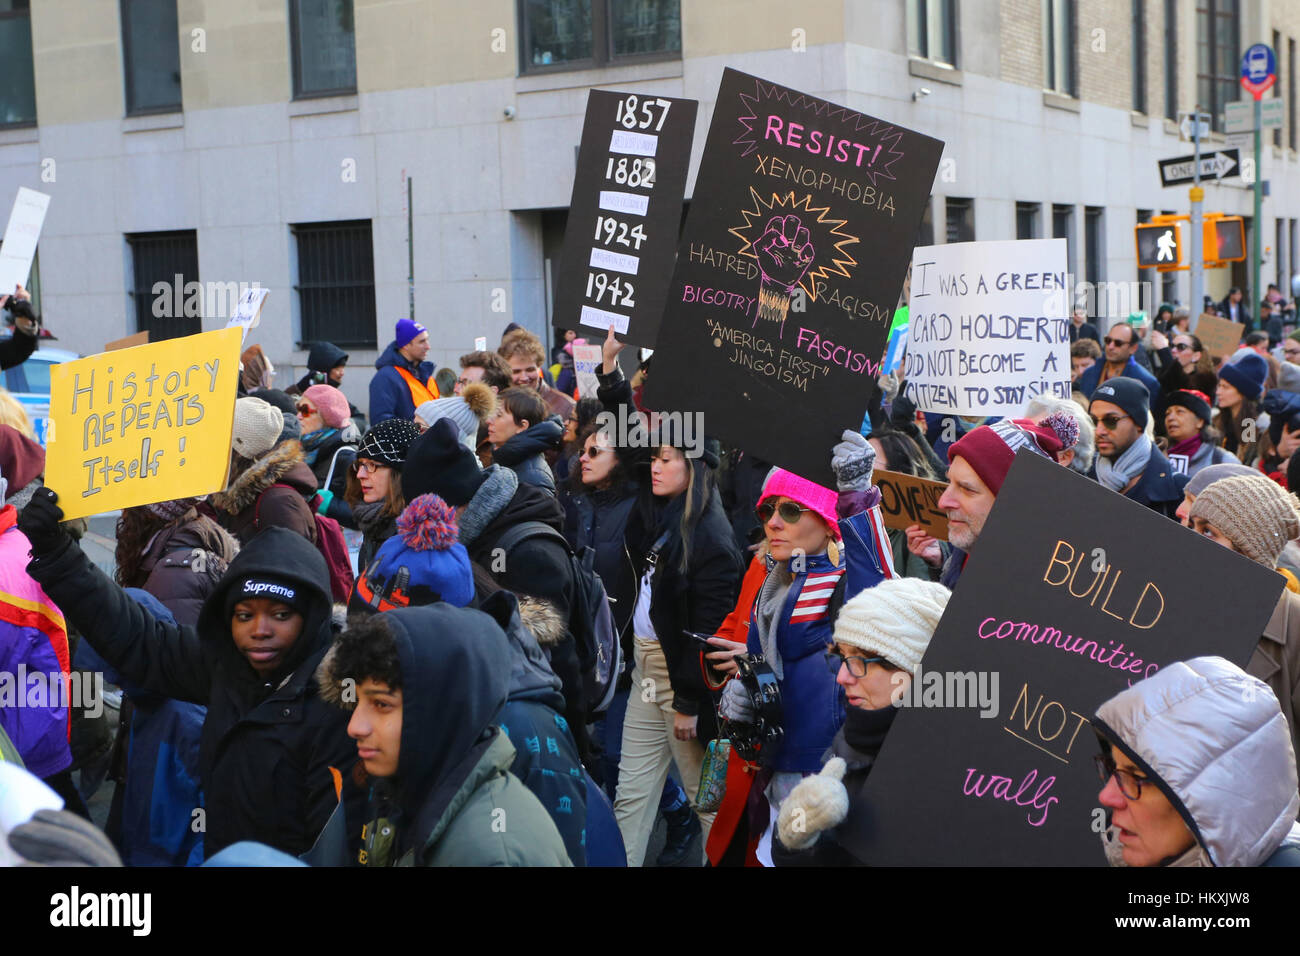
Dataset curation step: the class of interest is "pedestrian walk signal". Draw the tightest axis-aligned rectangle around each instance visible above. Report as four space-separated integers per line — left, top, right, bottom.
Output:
1136 222 1181 269
1205 216 1246 264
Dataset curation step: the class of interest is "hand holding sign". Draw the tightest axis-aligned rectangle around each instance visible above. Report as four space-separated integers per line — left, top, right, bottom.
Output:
601 323 626 374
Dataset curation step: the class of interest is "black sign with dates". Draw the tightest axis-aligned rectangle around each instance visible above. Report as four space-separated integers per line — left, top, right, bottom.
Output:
552 90 698 350
643 69 943 487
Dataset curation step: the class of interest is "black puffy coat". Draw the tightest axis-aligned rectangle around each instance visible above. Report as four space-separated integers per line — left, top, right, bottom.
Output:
493 419 563 494
565 485 638 647
27 526 359 859
129 512 239 628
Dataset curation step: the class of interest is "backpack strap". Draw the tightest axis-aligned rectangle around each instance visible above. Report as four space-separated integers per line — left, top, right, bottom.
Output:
493 520 572 560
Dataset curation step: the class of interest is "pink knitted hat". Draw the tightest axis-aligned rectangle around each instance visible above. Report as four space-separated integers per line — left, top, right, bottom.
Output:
758 468 841 540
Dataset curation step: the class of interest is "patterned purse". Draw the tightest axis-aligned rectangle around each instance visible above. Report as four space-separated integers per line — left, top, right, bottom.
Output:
696 738 731 812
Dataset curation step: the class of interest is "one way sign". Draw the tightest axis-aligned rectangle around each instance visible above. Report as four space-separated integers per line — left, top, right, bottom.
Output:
1158 149 1240 187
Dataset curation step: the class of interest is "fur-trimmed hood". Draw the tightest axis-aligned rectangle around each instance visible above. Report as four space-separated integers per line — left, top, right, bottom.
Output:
518 596 565 648
210 441 316 515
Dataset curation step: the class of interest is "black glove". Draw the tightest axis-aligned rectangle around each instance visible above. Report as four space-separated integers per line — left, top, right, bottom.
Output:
17 486 71 557
8 808 123 866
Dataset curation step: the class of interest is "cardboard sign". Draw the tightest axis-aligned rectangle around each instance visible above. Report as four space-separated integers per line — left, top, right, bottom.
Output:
1193 312 1245 358
0 188 50 296
225 287 269 344
645 69 944 487
903 239 1072 417
874 468 948 540
46 327 243 521
552 90 698 348
573 343 602 398
842 451 1283 866
105 331 149 352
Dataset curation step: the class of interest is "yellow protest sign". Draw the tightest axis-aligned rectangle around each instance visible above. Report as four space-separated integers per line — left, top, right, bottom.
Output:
45 327 242 520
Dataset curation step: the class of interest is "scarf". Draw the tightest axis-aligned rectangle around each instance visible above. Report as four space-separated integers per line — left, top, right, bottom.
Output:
300 427 339 466
837 705 898 766
352 498 393 536
1095 434 1152 493
1167 434 1202 460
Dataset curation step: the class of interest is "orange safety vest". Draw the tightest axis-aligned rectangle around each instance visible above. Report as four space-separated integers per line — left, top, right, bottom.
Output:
396 366 437 407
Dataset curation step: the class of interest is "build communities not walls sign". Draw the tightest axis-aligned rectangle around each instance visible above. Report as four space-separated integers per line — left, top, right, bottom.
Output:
903 239 1072 417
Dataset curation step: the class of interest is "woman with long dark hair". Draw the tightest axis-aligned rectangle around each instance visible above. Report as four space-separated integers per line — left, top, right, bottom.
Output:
1215 353 1269 465
595 328 742 867
1156 332 1217 398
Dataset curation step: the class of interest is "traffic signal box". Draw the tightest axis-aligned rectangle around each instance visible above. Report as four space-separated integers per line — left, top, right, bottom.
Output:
1134 214 1245 271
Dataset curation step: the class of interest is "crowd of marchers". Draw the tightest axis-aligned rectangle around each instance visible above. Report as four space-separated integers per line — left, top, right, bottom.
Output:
1 296 1298 869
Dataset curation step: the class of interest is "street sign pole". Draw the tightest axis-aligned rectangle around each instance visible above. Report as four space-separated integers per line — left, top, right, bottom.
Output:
1190 115 1203 325
1252 96 1263 326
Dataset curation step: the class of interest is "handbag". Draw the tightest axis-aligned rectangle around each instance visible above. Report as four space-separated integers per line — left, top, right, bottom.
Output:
696 738 731 812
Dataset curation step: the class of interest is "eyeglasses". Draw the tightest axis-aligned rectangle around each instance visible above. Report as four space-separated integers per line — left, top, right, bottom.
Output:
1170 343 1191 352
1094 752 1153 801
1103 336 1133 347
825 651 890 677
295 404 316 417
1089 413 1131 431
757 500 813 524
355 460 383 476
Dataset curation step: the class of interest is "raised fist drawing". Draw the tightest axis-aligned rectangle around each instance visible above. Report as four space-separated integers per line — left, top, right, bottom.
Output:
755 214 815 292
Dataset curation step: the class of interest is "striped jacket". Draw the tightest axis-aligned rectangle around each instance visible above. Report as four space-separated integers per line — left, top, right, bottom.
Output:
0 504 71 778
746 488 896 772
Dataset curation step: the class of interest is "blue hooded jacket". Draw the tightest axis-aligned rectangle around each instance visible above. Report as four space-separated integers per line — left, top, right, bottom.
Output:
369 341 436 424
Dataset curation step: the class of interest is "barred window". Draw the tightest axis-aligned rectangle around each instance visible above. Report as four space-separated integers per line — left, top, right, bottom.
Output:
292 220 376 348
127 230 200 342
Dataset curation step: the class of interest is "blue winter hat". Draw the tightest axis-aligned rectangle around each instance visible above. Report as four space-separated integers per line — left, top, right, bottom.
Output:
395 318 426 349
350 493 474 612
1219 351 1269 401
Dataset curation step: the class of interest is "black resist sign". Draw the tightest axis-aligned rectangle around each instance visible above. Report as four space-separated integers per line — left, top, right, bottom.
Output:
841 452 1282 866
645 69 943 486
552 89 697 349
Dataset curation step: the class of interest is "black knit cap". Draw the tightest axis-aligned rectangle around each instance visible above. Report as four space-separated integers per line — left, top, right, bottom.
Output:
1165 389 1212 427
1090 377 1150 430
357 418 422 468
223 573 312 620
404 418 486 507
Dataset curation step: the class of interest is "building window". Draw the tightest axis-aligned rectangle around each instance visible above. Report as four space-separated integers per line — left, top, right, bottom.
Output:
908 0 957 67
1044 0 1076 95
1164 0 1177 120
917 198 934 247
121 0 182 116
1290 38 1296 151
945 197 974 243
0 1 36 127
292 220 375 348
127 231 200 342
1196 0 1238 132
520 0 681 72
1085 206 1105 286
1016 202 1041 240
1132 0 1146 112
289 0 356 99
1053 203 1075 278
1274 31 1283 148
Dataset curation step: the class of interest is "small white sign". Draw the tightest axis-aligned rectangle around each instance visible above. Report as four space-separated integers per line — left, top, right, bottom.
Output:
1224 98 1284 133
225 287 269 344
0 187 50 297
573 343 602 398
474 336 487 351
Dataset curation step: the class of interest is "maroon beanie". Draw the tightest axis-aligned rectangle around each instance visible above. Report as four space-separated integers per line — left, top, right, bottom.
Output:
947 413 1080 496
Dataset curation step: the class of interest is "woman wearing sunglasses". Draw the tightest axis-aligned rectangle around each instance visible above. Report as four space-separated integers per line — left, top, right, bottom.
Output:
596 327 743 867
771 579 950 865
708 433 899 865
296 385 358 525
345 418 421 572
1091 656 1300 867
1154 333 1217 405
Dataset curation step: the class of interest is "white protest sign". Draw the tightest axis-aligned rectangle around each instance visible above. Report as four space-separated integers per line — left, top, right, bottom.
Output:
0 188 50 296
574 343 602 398
225 287 269 344
903 238 1071 416
474 336 487 351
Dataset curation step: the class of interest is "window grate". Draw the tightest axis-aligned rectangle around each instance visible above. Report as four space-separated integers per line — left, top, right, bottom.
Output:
127 230 200 341
292 220 376 348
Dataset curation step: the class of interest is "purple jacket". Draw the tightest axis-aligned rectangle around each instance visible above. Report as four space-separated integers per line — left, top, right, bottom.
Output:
0 507 71 778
